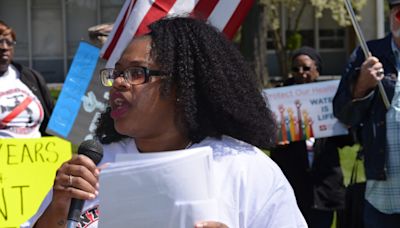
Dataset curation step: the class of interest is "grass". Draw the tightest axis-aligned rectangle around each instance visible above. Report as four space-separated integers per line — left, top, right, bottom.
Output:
339 144 366 186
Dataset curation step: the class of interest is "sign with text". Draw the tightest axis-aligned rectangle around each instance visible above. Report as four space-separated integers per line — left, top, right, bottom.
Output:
263 80 348 144
47 42 109 144
0 137 71 227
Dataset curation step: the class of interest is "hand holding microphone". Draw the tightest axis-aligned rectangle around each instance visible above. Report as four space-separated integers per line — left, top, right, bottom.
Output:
34 140 103 228
66 140 103 227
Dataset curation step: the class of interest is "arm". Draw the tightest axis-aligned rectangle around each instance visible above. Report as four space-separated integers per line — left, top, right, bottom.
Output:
30 68 55 136
33 155 99 228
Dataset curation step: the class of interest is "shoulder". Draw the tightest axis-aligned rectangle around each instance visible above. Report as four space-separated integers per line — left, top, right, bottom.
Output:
196 136 306 227
195 135 285 181
350 35 390 60
367 34 391 46
366 34 392 53
12 62 46 82
196 135 266 159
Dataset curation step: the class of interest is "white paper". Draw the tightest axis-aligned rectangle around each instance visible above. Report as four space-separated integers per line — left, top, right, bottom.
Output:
98 146 218 228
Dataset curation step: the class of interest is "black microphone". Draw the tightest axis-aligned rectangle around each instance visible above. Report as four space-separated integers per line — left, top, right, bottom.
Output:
66 139 103 228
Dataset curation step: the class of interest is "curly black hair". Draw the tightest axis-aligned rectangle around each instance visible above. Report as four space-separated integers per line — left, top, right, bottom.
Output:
95 16 276 149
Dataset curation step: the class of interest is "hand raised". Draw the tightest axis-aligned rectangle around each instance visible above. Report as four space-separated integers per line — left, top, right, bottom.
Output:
353 56 384 98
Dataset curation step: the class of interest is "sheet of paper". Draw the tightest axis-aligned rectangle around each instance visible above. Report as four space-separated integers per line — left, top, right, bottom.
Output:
99 146 218 228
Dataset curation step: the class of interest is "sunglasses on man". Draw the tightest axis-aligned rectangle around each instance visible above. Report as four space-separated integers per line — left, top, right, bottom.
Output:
291 66 312 73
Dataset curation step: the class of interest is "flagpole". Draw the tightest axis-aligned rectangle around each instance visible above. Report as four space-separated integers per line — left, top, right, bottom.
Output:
344 0 390 109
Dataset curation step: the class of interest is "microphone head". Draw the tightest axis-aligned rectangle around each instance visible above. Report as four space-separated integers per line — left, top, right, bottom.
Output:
78 140 104 165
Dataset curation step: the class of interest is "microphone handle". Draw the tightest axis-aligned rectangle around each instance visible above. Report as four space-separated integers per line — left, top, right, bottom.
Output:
66 199 85 227
66 221 79 228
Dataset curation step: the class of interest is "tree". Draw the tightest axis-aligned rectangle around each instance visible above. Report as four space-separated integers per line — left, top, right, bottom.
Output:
241 0 366 87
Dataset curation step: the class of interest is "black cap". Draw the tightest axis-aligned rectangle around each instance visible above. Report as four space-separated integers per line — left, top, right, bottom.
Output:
389 0 400 7
292 46 322 73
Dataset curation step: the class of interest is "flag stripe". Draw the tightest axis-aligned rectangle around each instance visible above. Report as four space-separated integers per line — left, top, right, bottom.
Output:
191 0 219 19
102 0 136 59
170 0 198 15
101 0 254 67
223 0 254 39
135 0 177 36
101 0 132 56
105 0 153 67
208 0 240 31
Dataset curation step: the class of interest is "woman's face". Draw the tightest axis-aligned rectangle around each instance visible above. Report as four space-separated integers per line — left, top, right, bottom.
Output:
0 26 14 74
109 36 178 139
291 54 319 84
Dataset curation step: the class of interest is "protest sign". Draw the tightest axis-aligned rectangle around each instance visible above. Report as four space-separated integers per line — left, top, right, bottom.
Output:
46 42 108 144
263 80 348 144
0 136 71 227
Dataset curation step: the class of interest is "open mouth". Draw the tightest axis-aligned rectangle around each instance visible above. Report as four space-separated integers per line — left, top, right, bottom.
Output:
110 92 130 119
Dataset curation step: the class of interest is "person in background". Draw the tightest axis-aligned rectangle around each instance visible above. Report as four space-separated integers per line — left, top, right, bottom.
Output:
0 20 53 138
333 0 400 226
22 17 307 228
271 46 354 228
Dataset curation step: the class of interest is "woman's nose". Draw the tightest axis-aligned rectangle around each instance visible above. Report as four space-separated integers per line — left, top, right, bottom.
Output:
112 76 131 90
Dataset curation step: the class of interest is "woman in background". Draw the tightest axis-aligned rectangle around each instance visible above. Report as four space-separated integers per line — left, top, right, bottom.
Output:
271 47 353 228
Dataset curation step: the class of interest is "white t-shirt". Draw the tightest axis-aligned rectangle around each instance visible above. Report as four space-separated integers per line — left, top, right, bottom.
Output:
0 65 44 138
21 136 307 228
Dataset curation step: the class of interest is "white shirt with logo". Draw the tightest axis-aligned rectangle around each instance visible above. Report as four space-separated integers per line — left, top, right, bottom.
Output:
0 65 44 138
21 136 307 228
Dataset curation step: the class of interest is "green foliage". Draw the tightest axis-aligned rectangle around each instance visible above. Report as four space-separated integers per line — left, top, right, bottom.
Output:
259 0 367 78
311 0 367 26
50 88 61 101
286 32 302 50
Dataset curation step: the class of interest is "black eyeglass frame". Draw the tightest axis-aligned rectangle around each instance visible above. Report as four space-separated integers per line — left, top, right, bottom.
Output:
100 66 163 87
0 38 16 47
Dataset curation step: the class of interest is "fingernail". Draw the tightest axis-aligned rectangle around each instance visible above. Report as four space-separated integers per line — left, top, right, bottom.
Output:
95 169 100 176
89 193 96 199
95 190 99 196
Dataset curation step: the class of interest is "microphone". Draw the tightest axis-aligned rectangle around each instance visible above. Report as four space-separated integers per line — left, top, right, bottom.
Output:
66 139 103 228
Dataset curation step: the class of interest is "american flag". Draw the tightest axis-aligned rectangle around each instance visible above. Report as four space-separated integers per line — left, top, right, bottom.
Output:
100 0 254 68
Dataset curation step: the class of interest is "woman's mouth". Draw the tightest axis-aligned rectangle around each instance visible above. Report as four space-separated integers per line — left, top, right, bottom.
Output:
110 94 130 119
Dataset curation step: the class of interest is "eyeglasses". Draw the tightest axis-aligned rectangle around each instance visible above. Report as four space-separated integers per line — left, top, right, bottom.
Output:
291 66 312 73
100 66 163 87
0 38 16 47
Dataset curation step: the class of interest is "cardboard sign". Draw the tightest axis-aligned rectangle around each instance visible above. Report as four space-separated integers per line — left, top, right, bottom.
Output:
263 80 348 144
0 137 71 227
46 42 109 144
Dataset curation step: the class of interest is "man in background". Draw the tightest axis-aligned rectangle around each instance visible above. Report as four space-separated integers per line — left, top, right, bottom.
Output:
333 0 400 226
